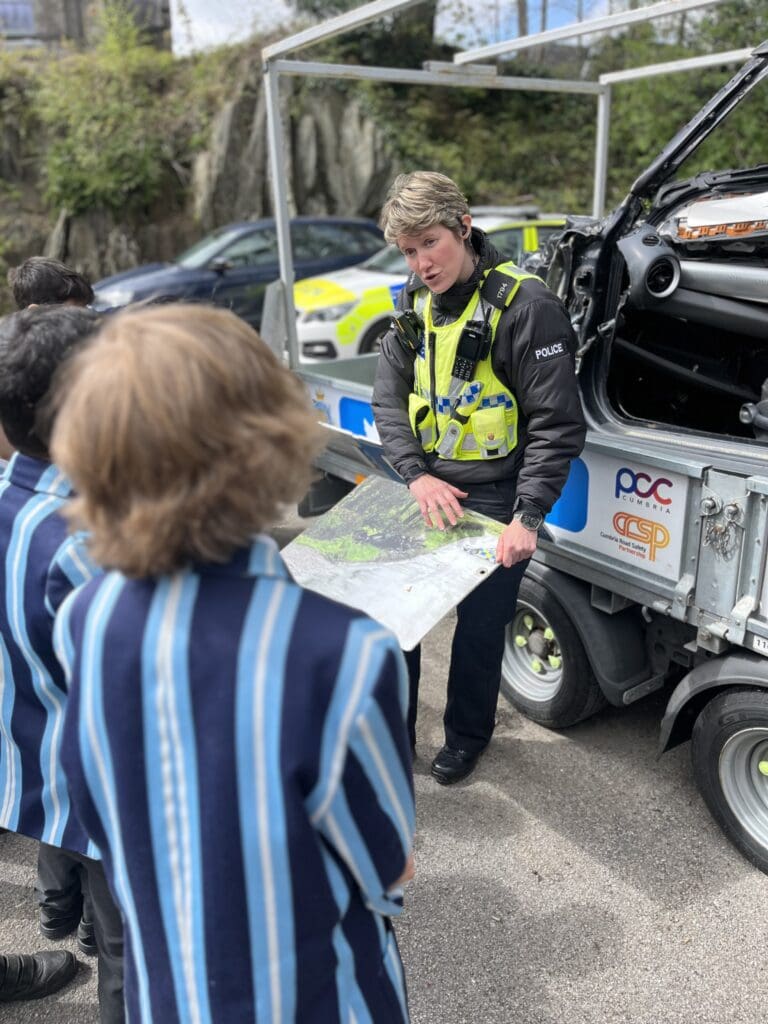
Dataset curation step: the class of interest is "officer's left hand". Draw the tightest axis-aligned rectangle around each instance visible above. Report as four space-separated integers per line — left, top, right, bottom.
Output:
496 519 538 568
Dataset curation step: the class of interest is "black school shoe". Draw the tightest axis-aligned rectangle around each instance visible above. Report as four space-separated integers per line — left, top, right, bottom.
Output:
430 745 482 785
39 905 81 941
77 919 97 957
0 950 77 1002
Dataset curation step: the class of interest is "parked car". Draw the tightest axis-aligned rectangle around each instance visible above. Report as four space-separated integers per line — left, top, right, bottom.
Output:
92 216 385 328
294 210 566 361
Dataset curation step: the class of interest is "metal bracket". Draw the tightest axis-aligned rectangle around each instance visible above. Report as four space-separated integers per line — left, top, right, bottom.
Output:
671 573 695 621
728 595 758 646
695 626 729 653
590 584 634 615
622 672 666 705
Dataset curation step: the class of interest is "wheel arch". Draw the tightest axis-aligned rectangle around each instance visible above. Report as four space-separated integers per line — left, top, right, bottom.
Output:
658 651 768 754
523 561 653 707
358 315 392 354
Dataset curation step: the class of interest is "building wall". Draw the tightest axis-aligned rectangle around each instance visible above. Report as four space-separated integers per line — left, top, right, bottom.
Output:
0 0 170 45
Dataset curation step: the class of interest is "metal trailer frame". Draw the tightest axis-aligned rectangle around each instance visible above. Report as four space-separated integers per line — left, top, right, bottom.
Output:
262 0 753 368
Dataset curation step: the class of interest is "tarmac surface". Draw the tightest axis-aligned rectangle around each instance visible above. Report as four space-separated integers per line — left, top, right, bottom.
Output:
1 509 766 1023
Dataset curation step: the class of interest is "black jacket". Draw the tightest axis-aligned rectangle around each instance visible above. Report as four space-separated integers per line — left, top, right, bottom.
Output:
371 229 586 514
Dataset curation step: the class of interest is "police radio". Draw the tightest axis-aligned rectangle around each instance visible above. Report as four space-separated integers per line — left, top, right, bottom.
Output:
452 319 492 381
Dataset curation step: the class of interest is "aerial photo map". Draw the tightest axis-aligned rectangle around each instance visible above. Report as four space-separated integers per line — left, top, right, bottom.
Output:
281 476 505 649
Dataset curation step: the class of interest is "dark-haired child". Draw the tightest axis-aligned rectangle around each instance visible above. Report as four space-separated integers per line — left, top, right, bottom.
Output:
0 306 124 1022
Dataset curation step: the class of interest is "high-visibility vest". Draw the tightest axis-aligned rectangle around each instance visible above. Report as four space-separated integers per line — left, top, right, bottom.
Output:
408 262 537 461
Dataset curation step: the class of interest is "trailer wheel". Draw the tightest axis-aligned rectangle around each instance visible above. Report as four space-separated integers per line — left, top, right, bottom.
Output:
500 576 606 728
691 689 768 874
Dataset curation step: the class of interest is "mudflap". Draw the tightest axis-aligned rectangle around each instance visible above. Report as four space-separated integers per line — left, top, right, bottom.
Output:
658 650 768 754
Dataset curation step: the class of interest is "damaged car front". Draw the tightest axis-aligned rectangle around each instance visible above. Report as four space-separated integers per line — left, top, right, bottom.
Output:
548 40 768 447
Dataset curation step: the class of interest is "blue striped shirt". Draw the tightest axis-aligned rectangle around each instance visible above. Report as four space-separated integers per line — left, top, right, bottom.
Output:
0 452 99 855
55 536 415 1023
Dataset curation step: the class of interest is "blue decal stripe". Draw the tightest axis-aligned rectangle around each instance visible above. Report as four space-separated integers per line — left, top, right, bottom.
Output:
339 397 376 439
546 457 589 533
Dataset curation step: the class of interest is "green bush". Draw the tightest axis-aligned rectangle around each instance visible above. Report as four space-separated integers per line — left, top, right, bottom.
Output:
36 2 230 217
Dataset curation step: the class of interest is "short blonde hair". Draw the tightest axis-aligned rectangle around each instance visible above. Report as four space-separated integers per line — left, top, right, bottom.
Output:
379 171 470 244
51 304 325 577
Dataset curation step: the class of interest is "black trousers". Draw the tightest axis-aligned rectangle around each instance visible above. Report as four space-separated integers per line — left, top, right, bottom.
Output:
38 845 125 1024
405 478 530 755
36 843 86 917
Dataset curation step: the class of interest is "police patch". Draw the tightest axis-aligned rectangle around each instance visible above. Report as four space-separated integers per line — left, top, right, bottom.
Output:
534 339 568 363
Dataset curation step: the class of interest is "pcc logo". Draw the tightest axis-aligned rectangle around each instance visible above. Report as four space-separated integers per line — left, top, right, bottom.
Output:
612 512 670 561
615 467 673 506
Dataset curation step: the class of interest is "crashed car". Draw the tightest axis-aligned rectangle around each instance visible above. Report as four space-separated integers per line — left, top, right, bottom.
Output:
547 71 768 447
499 42 768 872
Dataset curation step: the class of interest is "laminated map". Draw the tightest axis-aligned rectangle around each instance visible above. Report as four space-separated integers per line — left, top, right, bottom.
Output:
281 476 504 650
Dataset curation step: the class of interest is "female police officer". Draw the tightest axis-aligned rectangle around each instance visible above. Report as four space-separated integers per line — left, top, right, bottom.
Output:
372 171 586 785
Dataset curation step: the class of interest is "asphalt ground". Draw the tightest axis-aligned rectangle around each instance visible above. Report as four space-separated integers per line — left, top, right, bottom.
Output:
1 509 766 1023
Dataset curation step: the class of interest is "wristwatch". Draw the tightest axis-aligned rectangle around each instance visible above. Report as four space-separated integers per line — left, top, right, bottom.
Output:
512 504 544 532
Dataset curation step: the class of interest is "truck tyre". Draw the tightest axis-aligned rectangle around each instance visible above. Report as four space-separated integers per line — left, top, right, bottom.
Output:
691 689 768 874
359 319 390 355
501 576 606 728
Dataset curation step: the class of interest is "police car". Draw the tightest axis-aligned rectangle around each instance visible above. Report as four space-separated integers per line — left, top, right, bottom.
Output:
294 210 565 362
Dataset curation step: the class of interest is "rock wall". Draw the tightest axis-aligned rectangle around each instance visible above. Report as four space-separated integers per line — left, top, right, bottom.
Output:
192 72 397 229
47 72 398 281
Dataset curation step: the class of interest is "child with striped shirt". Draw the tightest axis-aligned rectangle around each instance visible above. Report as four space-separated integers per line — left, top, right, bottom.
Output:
0 305 124 1021
51 304 415 1023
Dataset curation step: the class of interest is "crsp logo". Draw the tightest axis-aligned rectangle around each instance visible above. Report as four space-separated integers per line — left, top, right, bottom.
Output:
615 467 673 505
612 512 670 561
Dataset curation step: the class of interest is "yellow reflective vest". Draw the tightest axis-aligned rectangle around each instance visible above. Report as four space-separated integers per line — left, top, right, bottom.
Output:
407 262 537 461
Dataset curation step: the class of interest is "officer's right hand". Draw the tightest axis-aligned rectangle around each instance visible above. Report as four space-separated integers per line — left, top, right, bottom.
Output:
409 474 468 531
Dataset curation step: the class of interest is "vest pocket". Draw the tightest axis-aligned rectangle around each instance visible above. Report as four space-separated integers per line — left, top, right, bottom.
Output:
470 406 510 458
408 393 436 451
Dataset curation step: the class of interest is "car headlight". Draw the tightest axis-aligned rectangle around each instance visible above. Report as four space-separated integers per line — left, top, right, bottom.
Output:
301 301 356 323
92 287 135 309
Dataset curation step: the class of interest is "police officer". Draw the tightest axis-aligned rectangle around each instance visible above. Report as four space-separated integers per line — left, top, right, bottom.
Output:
372 171 586 784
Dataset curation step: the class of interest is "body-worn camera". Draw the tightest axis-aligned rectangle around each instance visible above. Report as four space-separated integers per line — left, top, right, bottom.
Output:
390 309 424 352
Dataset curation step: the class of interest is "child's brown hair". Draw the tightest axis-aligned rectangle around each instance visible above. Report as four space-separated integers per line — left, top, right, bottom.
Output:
51 303 325 577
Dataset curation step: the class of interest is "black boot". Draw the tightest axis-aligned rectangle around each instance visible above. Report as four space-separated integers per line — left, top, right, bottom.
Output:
77 917 97 957
0 951 77 1002
430 745 482 785
39 900 82 940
